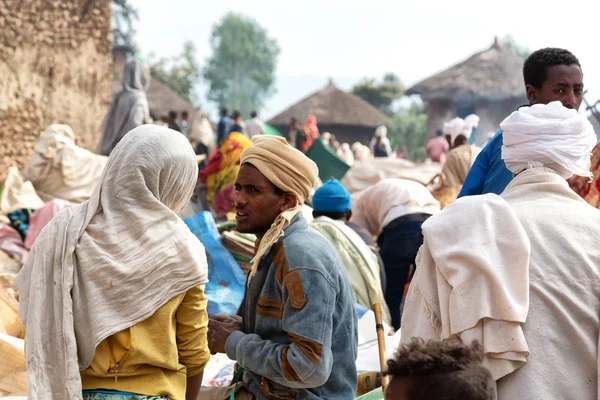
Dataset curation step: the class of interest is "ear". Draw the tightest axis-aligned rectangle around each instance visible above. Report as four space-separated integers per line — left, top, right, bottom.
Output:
525 84 538 105
346 210 353 221
280 193 298 213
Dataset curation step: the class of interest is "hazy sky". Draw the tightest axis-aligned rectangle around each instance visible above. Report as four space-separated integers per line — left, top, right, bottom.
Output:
130 0 599 119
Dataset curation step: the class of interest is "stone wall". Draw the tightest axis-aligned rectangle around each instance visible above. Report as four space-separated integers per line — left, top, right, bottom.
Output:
0 0 112 182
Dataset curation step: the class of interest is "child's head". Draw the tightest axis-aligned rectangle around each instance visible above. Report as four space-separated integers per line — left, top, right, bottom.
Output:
385 338 496 400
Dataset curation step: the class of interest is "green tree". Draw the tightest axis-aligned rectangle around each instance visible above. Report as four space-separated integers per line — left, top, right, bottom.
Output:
352 73 405 116
386 102 428 161
203 13 280 115
149 41 201 106
111 0 138 50
501 35 530 59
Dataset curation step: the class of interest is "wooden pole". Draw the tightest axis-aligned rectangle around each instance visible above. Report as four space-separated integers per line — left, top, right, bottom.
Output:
373 303 388 397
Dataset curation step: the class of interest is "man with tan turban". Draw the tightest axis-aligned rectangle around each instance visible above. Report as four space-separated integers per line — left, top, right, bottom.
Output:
206 136 358 399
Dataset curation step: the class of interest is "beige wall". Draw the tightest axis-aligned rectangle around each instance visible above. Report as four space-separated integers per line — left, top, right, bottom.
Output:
0 1 112 182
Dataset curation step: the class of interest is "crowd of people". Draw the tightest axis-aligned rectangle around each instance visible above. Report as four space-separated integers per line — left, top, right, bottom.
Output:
5 44 600 400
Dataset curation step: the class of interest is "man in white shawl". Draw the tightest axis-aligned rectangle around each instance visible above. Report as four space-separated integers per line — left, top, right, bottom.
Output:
400 101 600 400
97 58 151 156
17 125 209 400
24 124 107 204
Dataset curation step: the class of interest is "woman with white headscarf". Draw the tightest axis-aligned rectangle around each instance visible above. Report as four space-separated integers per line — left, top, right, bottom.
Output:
401 101 600 400
24 124 107 204
369 125 392 157
97 58 151 156
17 125 210 400
369 125 392 158
441 117 481 187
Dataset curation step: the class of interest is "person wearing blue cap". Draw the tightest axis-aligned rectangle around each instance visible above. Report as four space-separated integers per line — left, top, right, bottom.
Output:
310 179 391 324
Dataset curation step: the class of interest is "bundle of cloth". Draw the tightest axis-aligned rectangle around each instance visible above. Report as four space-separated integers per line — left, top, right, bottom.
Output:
23 124 108 204
199 132 252 214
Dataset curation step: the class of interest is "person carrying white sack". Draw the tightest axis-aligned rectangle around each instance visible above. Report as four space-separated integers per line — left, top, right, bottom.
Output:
441 117 482 187
400 101 600 400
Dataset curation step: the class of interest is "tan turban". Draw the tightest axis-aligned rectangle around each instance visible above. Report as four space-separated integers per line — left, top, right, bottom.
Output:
240 135 318 276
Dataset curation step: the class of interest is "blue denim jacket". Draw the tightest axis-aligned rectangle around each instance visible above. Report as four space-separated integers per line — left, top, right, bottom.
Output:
226 215 358 399
458 130 514 197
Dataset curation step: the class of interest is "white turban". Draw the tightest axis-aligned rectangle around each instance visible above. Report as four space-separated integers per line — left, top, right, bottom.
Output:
501 101 597 179
443 117 468 145
464 114 480 128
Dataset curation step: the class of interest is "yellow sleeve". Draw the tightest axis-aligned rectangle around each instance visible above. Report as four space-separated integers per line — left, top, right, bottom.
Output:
176 284 210 377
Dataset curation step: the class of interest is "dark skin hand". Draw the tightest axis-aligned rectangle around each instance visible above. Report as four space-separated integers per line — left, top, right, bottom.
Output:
186 371 203 400
208 314 243 354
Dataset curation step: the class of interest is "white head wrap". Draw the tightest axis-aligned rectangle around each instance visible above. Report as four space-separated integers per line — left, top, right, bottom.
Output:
375 125 387 138
501 101 597 179
464 114 480 128
443 117 467 145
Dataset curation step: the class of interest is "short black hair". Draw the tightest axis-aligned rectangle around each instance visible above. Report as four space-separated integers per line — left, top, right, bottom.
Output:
181 111 189 118
168 110 177 119
251 111 258 118
232 110 241 119
220 108 228 116
313 211 349 220
523 48 581 89
386 338 495 400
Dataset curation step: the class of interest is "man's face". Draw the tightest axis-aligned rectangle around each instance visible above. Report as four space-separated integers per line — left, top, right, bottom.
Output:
234 164 290 235
386 377 411 400
527 64 584 110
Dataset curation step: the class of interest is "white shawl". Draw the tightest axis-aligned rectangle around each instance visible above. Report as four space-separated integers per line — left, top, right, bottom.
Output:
16 125 209 399
400 193 531 380
24 124 108 204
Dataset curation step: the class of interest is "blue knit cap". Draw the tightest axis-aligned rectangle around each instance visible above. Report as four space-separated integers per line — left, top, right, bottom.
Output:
312 179 352 213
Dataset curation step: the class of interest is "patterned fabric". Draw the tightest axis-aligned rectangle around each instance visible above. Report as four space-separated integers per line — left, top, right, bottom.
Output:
83 390 169 400
568 141 600 208
200 132 252 212
7 208 34 240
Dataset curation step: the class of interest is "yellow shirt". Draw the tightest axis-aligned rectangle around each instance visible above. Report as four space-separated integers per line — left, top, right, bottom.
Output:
81 285 209 400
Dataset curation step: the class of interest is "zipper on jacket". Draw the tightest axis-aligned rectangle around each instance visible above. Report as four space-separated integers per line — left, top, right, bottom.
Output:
114 362 120 383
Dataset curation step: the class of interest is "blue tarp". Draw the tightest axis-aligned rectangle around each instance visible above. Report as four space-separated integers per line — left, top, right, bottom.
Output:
184 211 247 315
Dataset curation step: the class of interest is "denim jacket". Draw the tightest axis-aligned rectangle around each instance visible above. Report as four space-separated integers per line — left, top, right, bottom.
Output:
226 215 358 399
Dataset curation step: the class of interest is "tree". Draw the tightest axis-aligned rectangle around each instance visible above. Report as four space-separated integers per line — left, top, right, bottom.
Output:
352 73 405 116
386 102 428 161
501 35 530 59
149 41 201 106
203 13 280 115
111 0 138 50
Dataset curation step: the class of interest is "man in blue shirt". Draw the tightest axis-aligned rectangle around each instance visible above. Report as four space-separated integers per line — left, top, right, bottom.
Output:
216 107 233 145
459 47 585 197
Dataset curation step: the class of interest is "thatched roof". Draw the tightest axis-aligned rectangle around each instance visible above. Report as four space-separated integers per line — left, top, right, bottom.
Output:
406 38 525 103
111 77 197 121
268 79 388 127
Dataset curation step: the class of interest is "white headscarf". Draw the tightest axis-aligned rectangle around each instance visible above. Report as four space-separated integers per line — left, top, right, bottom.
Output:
375 125 387 138
17 125 208 399
464 114 480 128
443 117 467 145
501 101 597 179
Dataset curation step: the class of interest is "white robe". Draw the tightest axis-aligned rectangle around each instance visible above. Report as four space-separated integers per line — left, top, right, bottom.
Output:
401 167 600 400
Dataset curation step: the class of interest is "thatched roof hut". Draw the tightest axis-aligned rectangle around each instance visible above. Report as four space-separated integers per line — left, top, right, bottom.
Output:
268 79 388 145
407 37 527 145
